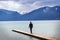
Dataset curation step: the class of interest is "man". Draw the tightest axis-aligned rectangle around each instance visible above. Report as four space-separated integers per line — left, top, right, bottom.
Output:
29 21 33 34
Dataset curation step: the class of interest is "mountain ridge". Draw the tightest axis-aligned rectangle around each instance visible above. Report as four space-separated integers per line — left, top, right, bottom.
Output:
0 6 60 21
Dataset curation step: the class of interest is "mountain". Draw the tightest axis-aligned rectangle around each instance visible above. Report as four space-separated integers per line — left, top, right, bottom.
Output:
21 6 60 20
0 9 21 21
0 6 60 21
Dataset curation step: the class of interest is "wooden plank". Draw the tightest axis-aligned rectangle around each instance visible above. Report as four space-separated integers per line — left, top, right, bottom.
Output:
12 29 52 40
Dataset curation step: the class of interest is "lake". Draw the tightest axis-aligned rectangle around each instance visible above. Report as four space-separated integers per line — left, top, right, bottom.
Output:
0 20 60 40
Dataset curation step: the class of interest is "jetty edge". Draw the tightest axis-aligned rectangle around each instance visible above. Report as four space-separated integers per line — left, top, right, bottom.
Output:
12 29 57 40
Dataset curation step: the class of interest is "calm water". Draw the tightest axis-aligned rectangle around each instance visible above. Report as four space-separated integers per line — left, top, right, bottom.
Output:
0 20 60 40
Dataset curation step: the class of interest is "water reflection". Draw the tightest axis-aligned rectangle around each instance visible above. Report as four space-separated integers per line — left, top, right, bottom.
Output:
28 36 40 40
29 37 33 40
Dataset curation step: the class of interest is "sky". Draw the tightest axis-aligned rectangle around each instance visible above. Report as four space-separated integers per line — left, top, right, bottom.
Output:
0 0 60 14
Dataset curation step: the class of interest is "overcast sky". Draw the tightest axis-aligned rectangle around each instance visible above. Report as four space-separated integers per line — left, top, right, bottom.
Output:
0 0 60 14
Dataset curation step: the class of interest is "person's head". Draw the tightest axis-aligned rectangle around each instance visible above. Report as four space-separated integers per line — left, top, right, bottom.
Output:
30 21 32 24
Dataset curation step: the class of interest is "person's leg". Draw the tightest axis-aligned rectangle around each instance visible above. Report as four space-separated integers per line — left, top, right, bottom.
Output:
30 28 32 33
31 28 32 33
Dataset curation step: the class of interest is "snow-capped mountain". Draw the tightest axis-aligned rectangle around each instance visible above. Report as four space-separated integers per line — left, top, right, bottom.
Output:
0 6 60 21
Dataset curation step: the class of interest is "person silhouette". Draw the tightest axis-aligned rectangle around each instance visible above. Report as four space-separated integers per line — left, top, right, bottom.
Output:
29 21 33 34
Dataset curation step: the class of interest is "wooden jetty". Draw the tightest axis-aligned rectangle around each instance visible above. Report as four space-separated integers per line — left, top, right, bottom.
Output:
12 29 57 40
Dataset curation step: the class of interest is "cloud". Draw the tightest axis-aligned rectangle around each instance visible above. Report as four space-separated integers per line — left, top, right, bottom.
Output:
0 1 32 14
0 0 60 14
0 1 20 11
0 1 41 14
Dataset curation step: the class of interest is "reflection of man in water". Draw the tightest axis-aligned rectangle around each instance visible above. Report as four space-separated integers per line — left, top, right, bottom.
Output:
29 21 33 34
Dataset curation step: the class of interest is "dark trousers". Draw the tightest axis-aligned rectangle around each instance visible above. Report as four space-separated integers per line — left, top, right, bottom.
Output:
30 28 32 33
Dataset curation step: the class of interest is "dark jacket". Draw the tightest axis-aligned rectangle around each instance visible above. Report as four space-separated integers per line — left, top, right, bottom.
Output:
29 22 33 28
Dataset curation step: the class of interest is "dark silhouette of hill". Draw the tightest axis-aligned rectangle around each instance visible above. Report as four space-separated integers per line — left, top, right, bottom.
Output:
21 6 60 20
0 9 21 21
0 6 60 21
